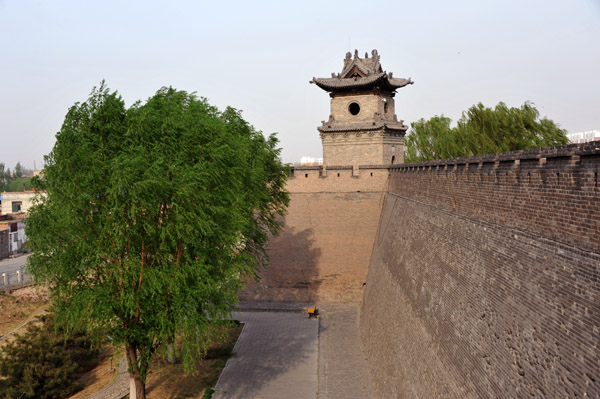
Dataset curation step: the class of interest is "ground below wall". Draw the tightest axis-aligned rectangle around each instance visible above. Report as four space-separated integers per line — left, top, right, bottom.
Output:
361 192 599 398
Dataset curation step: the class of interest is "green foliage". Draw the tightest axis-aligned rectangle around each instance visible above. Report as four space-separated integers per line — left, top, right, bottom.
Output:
404 102 569 162
0 315 99 399
26 82 289 395
5 177 33 192
14 162 23 178
0 163 33 192
0 164 10 192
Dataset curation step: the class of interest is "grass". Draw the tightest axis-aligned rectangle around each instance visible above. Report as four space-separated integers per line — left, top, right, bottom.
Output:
0 288 243 399
0 287 48 345
143 322 243 399
67 346 120 399
68 321 243 399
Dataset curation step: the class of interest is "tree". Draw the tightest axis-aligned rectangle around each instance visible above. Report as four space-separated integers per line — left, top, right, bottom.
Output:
26 83 289 399
0 315 99 399
0 163 7 192
14 162 23 178
404 102 569 162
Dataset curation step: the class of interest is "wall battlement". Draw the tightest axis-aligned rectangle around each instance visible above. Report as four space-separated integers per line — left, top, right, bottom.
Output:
288 165 389 193
389 142 600 252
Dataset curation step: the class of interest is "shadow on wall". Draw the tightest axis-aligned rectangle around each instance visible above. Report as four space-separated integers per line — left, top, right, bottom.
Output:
240 227 322 302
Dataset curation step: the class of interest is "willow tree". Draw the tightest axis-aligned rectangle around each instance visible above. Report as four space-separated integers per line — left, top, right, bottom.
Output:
404 102 568 162
26 83 289 399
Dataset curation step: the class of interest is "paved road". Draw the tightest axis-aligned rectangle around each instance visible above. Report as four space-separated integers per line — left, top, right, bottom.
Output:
0 253 29 275
213 311 319 399
317 303 373 398
213 304 373 399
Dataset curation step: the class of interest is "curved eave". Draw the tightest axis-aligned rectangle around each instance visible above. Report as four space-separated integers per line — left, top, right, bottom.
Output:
317 122 408 133
311 74 413 92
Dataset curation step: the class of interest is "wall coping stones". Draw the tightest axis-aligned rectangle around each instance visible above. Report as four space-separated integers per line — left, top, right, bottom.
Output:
390 142 600 170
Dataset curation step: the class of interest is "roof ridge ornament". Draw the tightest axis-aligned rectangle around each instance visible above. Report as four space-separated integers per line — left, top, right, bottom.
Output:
311 50 413 93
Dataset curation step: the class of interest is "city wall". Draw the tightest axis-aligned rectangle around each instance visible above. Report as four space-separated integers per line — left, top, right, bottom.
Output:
360 143 600 397
240 165 388 303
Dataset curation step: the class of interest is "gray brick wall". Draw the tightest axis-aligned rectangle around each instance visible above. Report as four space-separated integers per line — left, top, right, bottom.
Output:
361 143 600 398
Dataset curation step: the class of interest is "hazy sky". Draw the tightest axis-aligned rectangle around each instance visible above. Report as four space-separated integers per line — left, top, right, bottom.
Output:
1 0 599 169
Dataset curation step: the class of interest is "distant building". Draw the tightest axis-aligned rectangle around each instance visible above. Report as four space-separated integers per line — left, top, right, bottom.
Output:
566 130 600 144
0 191 37 215
0 214 27 259
0 192 35 258
299 156 323 166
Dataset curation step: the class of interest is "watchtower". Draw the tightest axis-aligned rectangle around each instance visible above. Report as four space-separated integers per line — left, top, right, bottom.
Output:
311 49 413 166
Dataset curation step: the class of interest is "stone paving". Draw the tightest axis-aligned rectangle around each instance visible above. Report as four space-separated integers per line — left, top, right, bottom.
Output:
88 356 128 399
213 303 373 399
213 311 319 399
317 303 373 398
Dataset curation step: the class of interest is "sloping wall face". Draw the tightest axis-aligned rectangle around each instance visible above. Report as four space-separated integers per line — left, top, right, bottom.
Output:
361 143 600 398
240 166 388 303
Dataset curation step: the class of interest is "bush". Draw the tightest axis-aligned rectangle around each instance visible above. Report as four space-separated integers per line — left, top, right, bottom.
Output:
0 315 99 399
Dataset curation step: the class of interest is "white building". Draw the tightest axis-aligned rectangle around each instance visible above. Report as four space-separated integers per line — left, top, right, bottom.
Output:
566 130 600 144
299 156 323 166
0 191 37 215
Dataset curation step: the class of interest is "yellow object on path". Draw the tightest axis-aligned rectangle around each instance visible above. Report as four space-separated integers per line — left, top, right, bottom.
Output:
308 303 318 318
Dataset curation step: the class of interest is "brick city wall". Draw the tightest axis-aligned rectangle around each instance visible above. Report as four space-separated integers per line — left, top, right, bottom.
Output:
360 143 600 398
240 165 388 303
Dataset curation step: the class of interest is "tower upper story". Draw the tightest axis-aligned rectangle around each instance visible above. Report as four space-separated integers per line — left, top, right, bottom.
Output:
311 49 413 166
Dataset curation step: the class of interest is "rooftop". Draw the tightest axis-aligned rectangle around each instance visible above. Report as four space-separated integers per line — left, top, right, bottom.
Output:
311 49 413 93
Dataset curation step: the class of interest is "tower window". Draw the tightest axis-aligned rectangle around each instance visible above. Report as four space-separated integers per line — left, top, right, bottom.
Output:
348 102 360 116
384 102 389 113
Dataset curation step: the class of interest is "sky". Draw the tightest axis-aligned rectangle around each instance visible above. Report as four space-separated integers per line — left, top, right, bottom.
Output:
1 0 599 169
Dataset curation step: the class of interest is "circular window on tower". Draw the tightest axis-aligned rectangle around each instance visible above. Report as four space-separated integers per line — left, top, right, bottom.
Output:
348 102 360 116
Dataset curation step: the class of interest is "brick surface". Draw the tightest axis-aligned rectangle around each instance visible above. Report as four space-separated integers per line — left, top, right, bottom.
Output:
241 168 388 303
361 144 600 398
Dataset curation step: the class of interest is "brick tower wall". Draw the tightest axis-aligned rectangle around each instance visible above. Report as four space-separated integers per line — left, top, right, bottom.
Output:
321 133 404 167
360 143 600 398
240 165 389 303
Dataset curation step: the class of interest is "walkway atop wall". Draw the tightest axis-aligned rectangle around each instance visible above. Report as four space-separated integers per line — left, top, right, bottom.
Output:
213 303 373 399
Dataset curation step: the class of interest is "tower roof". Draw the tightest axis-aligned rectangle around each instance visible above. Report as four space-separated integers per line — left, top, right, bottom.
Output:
311 49 413 93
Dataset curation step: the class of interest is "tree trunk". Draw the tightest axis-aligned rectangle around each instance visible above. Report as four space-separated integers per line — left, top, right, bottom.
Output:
126 344 147 399
130 375 146 399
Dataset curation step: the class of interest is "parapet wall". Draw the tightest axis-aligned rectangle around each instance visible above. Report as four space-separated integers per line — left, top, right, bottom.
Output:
240 165 388 303
389 143 599 251
361 143 600 397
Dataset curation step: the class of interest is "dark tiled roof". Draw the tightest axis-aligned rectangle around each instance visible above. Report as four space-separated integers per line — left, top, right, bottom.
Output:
317 121 408 133
312 73 412 92
311 49 413 93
